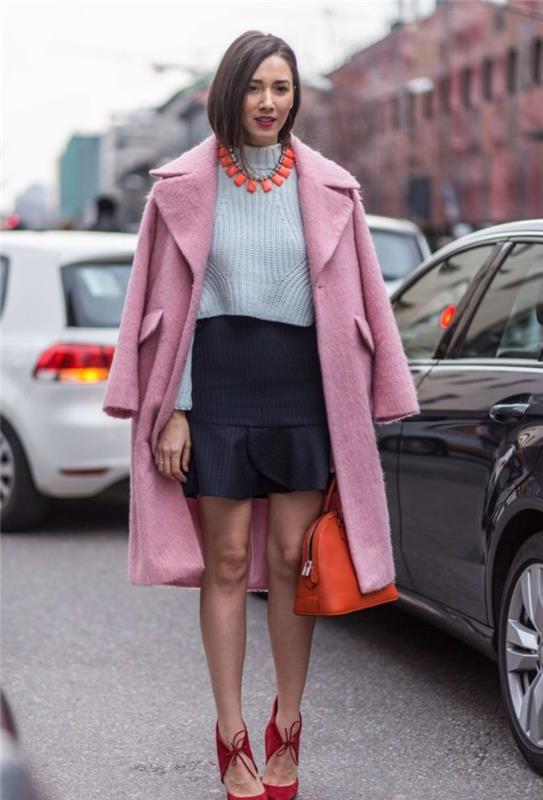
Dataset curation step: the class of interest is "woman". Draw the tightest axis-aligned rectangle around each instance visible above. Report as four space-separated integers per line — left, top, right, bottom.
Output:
103 29 420 800
163 32 324 800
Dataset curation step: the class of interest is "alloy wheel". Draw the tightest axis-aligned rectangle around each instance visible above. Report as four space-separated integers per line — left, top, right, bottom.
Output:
504 563 543 748
0 428 15 512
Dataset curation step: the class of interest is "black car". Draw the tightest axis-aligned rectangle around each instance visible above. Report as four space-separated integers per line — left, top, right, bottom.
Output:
381 219 543 774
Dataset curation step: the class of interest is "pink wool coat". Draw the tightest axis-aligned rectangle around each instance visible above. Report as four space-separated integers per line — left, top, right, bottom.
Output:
102 132 420 594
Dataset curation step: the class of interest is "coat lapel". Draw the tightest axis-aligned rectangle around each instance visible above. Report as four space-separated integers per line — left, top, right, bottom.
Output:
149 137 218 286
148 132 360 288
293 134 360 286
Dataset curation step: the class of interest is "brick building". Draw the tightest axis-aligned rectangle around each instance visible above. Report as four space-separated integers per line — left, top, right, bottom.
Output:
323 0 543 239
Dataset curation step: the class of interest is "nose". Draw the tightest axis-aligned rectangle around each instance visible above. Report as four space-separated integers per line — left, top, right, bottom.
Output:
259 87 274 109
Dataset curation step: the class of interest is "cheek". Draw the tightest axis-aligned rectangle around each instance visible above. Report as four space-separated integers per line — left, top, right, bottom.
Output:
242 95 255 115
279 95 294 113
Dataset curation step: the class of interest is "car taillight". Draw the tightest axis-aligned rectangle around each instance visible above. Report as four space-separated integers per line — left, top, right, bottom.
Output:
33 343 115 382
439 304 456 329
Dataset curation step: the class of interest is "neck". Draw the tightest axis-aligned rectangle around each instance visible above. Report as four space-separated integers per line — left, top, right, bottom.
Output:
235 139 283 172
242 138 280 147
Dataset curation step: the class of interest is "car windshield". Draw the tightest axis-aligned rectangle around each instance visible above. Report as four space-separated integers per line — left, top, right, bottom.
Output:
61 261 132 327
370 229 424 281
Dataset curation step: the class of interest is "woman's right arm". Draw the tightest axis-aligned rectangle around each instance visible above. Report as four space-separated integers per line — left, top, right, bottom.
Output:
102 191 158 418
174 329 195 411
154 330 195 481
154 410 191 482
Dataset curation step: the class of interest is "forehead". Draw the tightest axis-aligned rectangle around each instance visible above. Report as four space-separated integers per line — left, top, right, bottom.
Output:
250 56 292 81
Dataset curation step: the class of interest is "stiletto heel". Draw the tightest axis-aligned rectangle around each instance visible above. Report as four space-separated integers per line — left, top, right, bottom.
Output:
262 697 302 800
215 721 268 800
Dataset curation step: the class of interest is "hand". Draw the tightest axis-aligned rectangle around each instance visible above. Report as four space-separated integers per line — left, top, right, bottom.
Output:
154 410 191 482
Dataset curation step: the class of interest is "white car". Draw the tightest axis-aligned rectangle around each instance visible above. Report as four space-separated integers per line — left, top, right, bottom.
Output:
366 214 431 294
0 231 137 529
0 218 428 530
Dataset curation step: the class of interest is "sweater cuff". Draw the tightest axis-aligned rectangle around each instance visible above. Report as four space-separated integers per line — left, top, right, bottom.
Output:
175 329 194 410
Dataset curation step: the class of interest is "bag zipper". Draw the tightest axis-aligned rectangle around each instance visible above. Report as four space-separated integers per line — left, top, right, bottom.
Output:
301 520 318 576
301 510 343 577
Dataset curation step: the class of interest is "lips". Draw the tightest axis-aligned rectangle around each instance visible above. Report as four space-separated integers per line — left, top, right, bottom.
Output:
255 116 275 121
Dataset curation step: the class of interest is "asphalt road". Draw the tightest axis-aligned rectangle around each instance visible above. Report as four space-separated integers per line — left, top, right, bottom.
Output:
2 496 541 800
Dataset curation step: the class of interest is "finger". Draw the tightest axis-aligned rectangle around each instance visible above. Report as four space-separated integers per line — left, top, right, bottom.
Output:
175 443 189 483
156 449 166 473
181 441 191 473
171 449 185 482
162 450 175 481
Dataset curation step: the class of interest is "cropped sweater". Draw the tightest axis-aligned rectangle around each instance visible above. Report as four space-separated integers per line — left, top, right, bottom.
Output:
174 140 314 410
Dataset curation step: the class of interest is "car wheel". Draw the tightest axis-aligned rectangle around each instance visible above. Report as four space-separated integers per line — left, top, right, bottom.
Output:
498 532 543 775
0 418 50 531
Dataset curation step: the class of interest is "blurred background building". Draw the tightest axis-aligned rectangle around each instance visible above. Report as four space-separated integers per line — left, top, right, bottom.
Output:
323 0 543 241
58 134 101 225
4 0 543 239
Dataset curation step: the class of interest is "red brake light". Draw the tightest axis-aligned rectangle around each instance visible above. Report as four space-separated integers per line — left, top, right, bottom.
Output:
33 343 115 382
439 304 456 329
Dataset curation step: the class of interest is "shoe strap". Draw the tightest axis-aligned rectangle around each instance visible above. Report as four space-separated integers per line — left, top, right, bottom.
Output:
274 718 302 766
217 726 259 783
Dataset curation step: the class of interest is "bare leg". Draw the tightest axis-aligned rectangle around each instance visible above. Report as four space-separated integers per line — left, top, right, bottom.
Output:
263 489 324 786
198 494 265 797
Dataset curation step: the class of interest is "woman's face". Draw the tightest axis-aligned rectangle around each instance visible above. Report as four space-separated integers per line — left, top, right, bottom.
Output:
241 54 295 146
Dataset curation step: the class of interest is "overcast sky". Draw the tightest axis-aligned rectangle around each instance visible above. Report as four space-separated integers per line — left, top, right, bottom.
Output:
1 0 440 210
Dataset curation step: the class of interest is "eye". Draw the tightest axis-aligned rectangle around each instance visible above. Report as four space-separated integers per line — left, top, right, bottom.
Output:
247 84 289 92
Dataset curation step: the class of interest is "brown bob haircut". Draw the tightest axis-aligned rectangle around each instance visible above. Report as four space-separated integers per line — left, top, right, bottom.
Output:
207 30 301 177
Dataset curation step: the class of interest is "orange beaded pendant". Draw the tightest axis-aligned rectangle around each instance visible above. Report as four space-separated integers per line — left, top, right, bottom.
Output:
217 140 296 193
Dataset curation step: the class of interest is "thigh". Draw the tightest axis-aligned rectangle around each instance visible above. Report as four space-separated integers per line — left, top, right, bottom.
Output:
197 495 254 564
266 490 324 562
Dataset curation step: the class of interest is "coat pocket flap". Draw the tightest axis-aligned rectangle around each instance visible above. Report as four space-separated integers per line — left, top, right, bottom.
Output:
354 314 375 355
138 308 164 345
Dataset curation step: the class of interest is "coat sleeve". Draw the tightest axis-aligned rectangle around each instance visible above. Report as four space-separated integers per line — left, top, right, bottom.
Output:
351 187 421 425
102 189 159 419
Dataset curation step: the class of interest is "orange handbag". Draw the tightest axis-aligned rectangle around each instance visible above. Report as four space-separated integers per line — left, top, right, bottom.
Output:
294 475 399 616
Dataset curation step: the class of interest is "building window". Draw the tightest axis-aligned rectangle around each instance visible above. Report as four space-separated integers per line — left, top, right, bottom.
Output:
493 8 506 32
391 95 401 129
439 75 450 114
506 47 518 94
407 92 416 127
482 57 494 101
422 89 434 120
532 38 542 86
461 66 473 108
363 102 378 140
379 101 387 133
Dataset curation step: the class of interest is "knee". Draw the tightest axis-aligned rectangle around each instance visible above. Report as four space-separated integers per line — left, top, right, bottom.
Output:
205 546 251 588
267 542 302 580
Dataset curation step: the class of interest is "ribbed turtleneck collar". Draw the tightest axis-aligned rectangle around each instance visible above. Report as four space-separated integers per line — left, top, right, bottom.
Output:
234 141 283 173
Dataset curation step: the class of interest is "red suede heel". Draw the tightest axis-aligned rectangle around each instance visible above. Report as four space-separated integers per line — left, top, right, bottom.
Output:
215 721 268 800
262 697 302 800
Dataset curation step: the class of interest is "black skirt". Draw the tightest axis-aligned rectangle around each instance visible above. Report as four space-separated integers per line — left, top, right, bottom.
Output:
182 315 332 499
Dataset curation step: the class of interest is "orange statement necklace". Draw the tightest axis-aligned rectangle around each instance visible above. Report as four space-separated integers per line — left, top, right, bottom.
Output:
217 141 296 193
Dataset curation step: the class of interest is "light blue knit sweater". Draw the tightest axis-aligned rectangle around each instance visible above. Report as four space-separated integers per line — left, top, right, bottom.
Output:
175 140 314 410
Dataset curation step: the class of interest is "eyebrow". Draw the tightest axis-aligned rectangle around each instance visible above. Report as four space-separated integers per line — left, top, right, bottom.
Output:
249 78 291 84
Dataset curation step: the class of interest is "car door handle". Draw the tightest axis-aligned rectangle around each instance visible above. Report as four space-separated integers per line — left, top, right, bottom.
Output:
488 400 531 423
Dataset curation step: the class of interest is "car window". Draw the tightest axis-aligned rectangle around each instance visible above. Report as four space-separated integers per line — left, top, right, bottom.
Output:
392 244 497 359
454 241 543 360
0 256 8 315
61 260 132 327
371 229 424 280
